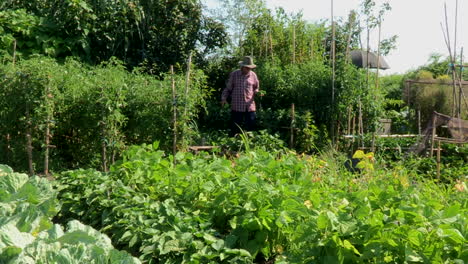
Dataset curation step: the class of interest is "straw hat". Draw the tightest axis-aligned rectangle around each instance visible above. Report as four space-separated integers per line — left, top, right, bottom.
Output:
239 56 256 69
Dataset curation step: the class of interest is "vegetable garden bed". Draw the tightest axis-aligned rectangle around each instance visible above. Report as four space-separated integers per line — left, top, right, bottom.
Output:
51 143 467 263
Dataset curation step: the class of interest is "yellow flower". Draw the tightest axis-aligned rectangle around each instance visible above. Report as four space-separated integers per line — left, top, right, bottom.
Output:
454 180 467 192
303 200 313 209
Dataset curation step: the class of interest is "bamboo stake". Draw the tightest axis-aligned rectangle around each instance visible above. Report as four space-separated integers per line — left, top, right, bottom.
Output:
26 105 34 176
430 114 437 157
417 108 421 135
12 39 17 67
358 99 363 148
351 115 356 144
371 18 381 153
443 3 458 117
457 48 463 118
100 87 107 172
375 19 382 90
182 52 192 148
290 103 295 148
345 11 355 63
171 65 177 162
436 140 441 180
331 0 336 144
183 52 192 119
292 24 296 64
44 85 51 176
347 106 352 135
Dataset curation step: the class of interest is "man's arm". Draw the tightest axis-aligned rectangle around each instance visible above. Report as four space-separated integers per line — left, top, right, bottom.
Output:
253 72 260 94
221 72 234 105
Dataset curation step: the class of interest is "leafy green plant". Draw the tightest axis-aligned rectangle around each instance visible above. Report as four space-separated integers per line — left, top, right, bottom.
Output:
0 164 140 263
54 144 467 263
0 56 209 172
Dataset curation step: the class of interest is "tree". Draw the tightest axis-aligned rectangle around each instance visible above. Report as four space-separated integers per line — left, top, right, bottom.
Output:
1 0 228 74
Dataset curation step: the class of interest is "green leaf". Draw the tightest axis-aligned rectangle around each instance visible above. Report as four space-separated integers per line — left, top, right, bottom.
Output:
407 229 422 247
212 239 224 251
439 227 465 244
343 240 361 256
203 234 217 244
442 204 460 219
405 245 423 262
317 213 328 229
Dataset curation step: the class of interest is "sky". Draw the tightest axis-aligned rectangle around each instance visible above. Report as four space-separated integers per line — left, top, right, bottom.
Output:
203 0 467 75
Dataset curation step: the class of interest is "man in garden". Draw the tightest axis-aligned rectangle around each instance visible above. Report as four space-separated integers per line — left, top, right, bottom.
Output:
221 56 261 136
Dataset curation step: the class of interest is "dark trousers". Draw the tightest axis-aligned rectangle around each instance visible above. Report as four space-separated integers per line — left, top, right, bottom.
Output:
230 111 256 136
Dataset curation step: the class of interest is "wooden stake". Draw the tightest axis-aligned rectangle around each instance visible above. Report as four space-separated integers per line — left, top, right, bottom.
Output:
375 19 382 91
182 53 192 148
26 106 34 176
290 103 295 148
12 39 17 67
457 48 463 118
171 65 177 161
345 12 355 63
358 100 363 148
436 140 441 180
352 115 356 144
100 87 107 172
417 108 421 135
292 24 296 64
347 106 352 135
430 114 437 157
331 0 336 144
44 85 51 176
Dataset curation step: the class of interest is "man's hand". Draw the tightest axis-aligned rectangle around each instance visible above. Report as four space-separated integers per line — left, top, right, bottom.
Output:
221 100 227 106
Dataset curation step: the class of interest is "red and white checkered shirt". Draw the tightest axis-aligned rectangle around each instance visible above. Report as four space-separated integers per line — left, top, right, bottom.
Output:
221 69 259 112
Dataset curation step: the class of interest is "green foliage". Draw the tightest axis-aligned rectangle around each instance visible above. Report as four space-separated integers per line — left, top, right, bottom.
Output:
0 56 208 172
1 0 227 73
202 129 287 153
0 164 141 263
55 145 467 263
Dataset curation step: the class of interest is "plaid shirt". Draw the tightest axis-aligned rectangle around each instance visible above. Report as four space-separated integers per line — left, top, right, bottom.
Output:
221 69 259 112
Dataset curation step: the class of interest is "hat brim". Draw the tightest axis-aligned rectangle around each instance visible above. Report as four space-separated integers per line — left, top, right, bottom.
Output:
239 62 256 69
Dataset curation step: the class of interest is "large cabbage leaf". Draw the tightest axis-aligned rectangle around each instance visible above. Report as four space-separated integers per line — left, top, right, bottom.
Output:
0 165 141 264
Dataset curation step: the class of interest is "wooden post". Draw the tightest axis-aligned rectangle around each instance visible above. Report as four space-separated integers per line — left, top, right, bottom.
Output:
417 108 421 135
430 114 437 157
12 39 17 67
290 103 295 148
347 106 352 135
100 87 108 172
458 47 463 118
345 12 355 63
44 85 51 176
26 106 34 176
171 65 177 161
436 140 441 180
331 0 336 144
181 53 192 148
375 19 382 91
292 24 296 64
358 100 364 148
